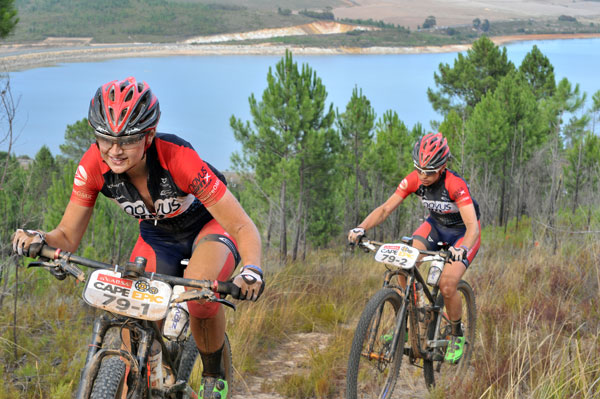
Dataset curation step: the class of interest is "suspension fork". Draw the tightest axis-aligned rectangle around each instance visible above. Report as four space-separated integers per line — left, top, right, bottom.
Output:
382 273 415 362
75 314 113 399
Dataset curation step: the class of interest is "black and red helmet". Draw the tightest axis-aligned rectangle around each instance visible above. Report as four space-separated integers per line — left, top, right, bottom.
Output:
88 77 160 136
412 132 450 170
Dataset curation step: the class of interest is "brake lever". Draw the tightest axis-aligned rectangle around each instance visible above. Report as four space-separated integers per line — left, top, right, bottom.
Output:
27 260 67 280
27 260 54 268
171 288 237 311
214 298 236 311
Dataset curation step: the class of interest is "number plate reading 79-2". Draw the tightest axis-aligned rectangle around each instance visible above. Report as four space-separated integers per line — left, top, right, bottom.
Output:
374 243 419 270
83 270 172 321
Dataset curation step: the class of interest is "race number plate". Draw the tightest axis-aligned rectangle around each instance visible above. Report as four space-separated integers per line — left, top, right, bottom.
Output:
375 243 419 269
83 270 172 321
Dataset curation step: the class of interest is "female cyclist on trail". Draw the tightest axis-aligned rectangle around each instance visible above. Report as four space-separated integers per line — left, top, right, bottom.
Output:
12 77 262 399
348 132 481 364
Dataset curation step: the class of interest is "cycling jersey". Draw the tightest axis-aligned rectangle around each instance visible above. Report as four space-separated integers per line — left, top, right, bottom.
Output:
70 133 227 231
395 169 480 227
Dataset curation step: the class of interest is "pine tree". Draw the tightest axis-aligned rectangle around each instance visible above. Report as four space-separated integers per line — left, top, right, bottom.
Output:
427 36 515 118
337 86 376 228
230 50 336 260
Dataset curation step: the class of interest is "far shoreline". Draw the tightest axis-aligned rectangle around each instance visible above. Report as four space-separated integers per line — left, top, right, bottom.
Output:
1 32 599 72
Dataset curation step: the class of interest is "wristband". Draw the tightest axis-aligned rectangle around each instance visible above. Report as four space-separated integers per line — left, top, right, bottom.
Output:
26 229 46 244
459 245 468 252
242 264 263 278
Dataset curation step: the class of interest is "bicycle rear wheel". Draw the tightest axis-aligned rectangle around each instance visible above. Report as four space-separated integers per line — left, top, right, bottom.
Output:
423 279 476 389
177 333 233 396
346 288 405 399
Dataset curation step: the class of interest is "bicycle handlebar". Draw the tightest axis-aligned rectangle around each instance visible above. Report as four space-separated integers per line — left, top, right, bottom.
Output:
27 243 241 299
355 237 451 261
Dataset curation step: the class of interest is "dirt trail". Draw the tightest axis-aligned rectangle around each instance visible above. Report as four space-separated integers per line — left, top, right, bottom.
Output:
229 332 331 398
228 330 430 398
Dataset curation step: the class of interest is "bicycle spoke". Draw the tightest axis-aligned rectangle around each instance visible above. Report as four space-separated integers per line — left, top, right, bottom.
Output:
348 289 405 399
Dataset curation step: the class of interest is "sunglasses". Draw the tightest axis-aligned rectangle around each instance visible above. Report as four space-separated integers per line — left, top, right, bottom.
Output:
94 131 147 150
414 165 443 176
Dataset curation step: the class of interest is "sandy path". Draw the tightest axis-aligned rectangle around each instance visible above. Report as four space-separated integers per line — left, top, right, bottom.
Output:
0 32 599 72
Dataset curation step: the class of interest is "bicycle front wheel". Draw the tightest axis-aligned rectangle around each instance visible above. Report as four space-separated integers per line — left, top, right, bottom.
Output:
346 288 405 399
423 279 476 389
177 333 233 396
89 356 127 399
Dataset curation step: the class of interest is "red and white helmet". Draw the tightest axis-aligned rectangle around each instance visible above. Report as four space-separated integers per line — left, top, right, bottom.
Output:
88 77 160 136
412 132 450 170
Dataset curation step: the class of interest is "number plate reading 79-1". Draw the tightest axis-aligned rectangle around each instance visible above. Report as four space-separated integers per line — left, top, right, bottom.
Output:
374 243 419 269
83 270 172 321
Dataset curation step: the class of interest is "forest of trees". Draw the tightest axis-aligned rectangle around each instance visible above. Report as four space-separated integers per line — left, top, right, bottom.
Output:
230 38 600 261
0 36 599 267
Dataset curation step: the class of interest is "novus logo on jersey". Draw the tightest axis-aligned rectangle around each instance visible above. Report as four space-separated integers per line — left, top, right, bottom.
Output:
119 198 185 219
421 199 458 214
188 166 212 195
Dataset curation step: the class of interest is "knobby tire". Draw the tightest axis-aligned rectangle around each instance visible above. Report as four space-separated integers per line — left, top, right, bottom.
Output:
89 356 127 399
347 288 405 399
423 279 476 389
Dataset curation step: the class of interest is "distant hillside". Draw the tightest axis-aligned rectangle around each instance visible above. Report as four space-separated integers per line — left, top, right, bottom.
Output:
7 0 600 46
9 0 318 43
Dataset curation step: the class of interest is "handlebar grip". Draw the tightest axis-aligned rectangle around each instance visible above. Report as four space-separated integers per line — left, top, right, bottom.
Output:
28 243 60 260
215 281 240 299
27 242 43 258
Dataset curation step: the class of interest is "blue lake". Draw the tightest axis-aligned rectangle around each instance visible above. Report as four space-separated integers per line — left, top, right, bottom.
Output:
6 38 600 170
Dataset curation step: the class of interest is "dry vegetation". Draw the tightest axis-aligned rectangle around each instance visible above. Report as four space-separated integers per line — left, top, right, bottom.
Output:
224 213 600 398
1 212 599 398
332 0 600 29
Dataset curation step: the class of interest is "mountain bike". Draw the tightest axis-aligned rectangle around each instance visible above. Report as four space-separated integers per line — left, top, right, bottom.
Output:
24 243 241 399
346 237 476 398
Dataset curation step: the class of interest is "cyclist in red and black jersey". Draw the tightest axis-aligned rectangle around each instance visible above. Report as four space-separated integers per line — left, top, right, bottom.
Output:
348 132 481 364
12 77 262 398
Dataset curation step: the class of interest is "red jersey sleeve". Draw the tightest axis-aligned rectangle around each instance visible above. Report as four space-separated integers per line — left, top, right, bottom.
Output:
157 139 226 207
69 145 105 207
445 173 474 208
395 170 420 199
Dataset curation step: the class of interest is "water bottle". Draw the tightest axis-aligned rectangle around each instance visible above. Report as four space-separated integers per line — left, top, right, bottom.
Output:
148 340 163 389
426 259 444 286
415 283 428 348
163 285 190 340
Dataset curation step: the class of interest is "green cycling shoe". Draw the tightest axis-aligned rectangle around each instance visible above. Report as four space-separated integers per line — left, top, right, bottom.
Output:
444 335 465 364
199 376 228 399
